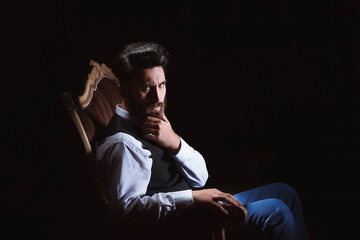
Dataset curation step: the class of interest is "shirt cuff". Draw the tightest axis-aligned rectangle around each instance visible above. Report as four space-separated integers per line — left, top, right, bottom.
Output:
173 137 191 164
172 189 194 210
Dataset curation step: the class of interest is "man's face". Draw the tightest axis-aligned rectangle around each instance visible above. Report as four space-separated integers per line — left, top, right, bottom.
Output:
126 66 167 120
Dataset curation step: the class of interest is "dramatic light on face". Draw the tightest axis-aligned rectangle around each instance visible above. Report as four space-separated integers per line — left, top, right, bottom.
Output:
127 66 167 120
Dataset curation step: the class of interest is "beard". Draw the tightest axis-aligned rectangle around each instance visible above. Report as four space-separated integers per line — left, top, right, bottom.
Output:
128 96 167 120
145 101 166 120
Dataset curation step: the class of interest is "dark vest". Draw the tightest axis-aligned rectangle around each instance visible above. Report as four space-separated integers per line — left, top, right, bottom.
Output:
102 114 191 195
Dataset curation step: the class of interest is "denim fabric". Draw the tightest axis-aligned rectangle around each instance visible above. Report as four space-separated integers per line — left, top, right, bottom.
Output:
227 183 310 240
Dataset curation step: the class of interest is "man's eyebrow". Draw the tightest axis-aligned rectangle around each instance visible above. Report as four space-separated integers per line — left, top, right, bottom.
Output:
143 80 167 86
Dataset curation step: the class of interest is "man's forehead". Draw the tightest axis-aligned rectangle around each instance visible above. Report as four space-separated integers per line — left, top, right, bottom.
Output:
133 67 166 85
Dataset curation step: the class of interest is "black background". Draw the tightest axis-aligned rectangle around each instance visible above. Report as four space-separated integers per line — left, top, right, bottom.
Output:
2 0 360 239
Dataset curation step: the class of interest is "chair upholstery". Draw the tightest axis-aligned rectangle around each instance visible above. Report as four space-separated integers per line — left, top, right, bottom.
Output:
77 60 122 144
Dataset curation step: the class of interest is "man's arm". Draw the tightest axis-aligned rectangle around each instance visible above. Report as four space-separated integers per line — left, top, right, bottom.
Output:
142 115 208 187
97 125 243 224
172 137 209 188
141 115 244 216
96 133 194 223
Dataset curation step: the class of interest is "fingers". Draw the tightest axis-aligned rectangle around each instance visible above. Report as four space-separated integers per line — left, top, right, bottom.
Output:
212 193 245 219
146 116 166 122
207 189 243 209
210 189 242 208
143 118 161 128
144 132 156 141
222 194 243 208
143 127 159 136
192 188 245 218
145 116 162 123
211 201 229 216
142 117 162 136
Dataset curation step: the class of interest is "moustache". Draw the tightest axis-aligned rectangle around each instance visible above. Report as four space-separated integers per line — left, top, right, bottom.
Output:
146 102 166 119
148 102 166 108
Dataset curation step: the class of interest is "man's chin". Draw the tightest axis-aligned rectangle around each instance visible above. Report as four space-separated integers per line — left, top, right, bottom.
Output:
147 110 165 120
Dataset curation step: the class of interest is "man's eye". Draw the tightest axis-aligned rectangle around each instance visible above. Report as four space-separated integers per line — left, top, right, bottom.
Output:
143 86 151 91
159 83 166 88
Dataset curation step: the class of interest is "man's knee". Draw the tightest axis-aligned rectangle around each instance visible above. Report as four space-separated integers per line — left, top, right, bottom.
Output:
271 182 300 203
248 198 293 225
263 199 295 236
267 199 293 219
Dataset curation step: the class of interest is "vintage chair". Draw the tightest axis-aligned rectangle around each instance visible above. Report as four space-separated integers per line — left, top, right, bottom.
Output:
60 60 120 206
60 60 246 240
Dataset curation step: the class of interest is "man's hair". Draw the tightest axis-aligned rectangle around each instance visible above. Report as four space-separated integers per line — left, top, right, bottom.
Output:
112 42 170 85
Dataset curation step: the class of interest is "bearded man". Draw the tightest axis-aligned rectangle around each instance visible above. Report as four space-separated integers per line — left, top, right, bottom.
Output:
95 42 310 240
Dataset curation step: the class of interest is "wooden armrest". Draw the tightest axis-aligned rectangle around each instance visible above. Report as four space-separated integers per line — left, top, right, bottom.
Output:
211 205 248 240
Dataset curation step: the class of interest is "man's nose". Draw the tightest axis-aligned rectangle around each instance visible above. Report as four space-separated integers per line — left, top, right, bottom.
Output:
150 87 160 102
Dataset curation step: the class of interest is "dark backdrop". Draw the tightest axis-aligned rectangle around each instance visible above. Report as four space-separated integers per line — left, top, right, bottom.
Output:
2 0 359 239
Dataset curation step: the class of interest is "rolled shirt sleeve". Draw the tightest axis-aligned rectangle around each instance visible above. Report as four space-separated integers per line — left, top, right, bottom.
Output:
172 137 209 188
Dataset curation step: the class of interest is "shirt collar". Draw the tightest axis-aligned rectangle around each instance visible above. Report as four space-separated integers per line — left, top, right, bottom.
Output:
115 104 131 120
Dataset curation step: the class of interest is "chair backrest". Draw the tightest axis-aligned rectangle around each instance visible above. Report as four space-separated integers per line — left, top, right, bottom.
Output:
60 59 122 204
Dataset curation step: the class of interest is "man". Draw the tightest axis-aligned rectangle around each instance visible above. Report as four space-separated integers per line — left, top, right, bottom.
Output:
95 42 310 240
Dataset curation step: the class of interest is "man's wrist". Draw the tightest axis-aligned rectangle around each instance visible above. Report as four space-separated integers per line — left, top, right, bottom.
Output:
169 135 181 155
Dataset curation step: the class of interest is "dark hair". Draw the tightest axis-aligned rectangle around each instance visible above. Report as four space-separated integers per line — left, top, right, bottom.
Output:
112 42 170 85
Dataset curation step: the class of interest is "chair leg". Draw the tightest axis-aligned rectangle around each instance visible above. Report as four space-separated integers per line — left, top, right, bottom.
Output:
211 212 226 240
211 226 225 240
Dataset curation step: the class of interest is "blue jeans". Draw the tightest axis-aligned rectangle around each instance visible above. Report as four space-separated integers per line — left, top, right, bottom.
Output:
226 183 310 240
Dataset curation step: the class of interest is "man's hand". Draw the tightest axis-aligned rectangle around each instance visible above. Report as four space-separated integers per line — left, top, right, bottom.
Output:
142 115 181 155
192 188 244 217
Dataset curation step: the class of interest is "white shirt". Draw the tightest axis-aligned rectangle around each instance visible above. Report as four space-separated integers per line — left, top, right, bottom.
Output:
95 105 209 224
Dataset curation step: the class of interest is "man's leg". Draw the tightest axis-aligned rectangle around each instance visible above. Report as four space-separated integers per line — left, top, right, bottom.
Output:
227 183 310 240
